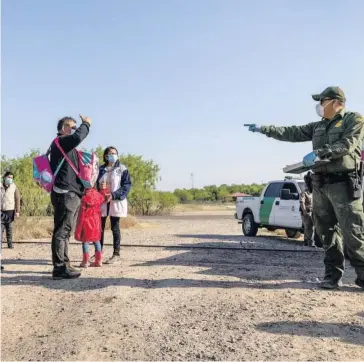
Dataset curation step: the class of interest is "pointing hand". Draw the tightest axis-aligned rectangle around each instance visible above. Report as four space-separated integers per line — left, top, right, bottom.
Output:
244 124 261 133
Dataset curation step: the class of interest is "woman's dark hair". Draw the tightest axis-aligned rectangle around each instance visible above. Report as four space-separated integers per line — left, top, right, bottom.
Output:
57 117 76 132
3 171 14 179
103 146 119 163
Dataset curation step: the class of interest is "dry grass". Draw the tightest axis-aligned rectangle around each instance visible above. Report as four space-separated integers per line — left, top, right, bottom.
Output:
11 216 139 241
174 203 235 212
104 216 138 230
12 217 53 240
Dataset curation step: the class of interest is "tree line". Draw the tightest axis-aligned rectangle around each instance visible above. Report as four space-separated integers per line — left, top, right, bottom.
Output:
1 146 265 216
173 184 264 203
1 146 177 216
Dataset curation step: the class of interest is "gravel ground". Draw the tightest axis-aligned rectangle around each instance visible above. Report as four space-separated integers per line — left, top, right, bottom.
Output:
1 212 364 361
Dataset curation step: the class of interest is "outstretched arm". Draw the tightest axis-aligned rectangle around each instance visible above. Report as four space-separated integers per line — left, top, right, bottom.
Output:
260 123 316 143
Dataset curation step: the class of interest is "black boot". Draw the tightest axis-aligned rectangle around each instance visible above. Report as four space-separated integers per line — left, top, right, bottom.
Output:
355 278 364 289
319 276 342 290
52 265 81 280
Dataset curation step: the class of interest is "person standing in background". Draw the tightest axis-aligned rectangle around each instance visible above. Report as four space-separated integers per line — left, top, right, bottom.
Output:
1 172 21 249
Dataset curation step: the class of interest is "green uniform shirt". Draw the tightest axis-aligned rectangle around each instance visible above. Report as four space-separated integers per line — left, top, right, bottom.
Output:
260 110 364 174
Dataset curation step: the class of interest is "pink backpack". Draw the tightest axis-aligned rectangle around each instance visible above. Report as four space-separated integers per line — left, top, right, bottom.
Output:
32 138 98 193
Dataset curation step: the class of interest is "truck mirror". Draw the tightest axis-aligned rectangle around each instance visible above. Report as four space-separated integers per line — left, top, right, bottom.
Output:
280 189 291 200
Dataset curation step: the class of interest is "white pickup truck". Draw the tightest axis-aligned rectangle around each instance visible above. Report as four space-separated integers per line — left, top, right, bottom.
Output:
235 177 307 239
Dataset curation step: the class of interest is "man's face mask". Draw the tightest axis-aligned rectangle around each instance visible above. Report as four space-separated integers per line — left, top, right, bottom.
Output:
4 177 13 186
316 99 333 118
63 124 77 135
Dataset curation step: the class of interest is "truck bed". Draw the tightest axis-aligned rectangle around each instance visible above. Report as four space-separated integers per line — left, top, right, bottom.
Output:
235 196 261 220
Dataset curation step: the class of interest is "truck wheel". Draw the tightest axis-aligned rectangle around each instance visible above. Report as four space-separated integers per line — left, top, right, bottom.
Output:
242 214 258 237
285 229 301 239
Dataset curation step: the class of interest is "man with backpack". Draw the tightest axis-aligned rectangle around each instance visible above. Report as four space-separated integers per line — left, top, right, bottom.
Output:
50 115 91 280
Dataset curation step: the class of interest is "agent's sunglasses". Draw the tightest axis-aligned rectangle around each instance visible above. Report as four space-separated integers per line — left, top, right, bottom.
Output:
320 98 332 105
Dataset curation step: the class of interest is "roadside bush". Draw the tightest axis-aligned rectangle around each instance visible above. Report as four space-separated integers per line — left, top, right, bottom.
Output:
154 191 178 215
129 191 178 215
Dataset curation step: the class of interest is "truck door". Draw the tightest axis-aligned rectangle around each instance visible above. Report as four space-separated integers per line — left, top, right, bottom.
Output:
259 182 283 226
274 182 302 228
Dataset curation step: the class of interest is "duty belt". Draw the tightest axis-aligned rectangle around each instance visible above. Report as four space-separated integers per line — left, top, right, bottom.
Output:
311 172 354 185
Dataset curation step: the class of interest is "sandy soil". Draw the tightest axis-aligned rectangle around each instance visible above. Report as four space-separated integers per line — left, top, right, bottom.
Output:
1 212 364 361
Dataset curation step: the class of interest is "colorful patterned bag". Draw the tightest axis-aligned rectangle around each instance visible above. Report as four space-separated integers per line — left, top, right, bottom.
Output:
54 138 99 189
32 144 65 193
33 138 98 192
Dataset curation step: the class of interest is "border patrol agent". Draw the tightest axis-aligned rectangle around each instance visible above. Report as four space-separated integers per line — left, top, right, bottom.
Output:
247 86 364 290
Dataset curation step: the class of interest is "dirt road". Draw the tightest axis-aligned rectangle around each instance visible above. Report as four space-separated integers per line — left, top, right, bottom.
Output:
1 212 363 361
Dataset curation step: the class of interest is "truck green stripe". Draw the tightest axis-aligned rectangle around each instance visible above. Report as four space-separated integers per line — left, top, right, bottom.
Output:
259 197 275 224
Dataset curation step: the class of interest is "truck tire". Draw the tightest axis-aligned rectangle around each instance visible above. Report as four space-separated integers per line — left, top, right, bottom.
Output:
285 229 301 239
242 213 258 237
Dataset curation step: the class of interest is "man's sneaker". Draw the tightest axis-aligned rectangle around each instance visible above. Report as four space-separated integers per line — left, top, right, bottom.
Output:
104 254 121 265
318 277 342 290
52 266 81 280
354 278 364 289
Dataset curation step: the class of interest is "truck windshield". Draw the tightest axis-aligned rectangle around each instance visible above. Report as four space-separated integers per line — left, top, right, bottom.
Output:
298 182 307 191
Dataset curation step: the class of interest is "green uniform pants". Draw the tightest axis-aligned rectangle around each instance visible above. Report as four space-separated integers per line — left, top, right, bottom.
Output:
301 212 314 243
312 181 364 282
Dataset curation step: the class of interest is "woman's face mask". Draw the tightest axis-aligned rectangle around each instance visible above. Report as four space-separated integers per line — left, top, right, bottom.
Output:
107 154 118 164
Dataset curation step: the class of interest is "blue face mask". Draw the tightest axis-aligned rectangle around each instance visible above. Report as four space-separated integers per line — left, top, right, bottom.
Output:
107 154 118 163
4 177 13 186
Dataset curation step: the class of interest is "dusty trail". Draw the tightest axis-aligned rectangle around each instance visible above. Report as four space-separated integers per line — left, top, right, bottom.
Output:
1 213 363 361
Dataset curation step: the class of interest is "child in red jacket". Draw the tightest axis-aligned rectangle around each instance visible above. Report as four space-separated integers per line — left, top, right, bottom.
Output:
75 187 105 267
